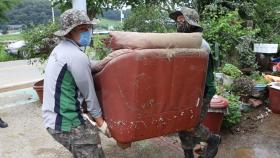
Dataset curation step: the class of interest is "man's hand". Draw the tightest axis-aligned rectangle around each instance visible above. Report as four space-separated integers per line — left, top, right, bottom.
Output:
97 120 111 138
90 60 102 73
83 114 112 138
95 117 111 138
193 142 207 158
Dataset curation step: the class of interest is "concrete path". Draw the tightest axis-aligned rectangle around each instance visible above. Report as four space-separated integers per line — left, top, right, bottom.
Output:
0 88 38 110
0 99 184 158
0 60 43 93
0 60 279 158
0 88 280 158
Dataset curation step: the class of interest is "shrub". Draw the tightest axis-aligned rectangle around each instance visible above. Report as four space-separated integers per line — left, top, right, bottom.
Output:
21 22 60 62
250 71 269 85
235 35 258 69
201 8 259 66
92 34 110 60
222 94 242 129
232 76 255 96
123 4 175 33
221 63 243 78
0 44 18 62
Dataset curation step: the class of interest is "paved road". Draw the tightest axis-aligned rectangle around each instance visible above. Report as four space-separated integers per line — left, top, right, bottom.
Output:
0 60 43 92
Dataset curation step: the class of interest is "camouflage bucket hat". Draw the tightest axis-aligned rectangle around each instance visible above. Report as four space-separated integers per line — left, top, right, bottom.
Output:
54 9 98 36
169 7 201 28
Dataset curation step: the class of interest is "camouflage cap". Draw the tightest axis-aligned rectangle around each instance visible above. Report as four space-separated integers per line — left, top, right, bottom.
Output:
54 9 97 36
169 7 201 28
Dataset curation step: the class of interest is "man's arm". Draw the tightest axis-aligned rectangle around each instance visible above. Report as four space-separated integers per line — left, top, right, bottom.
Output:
69 53 104 126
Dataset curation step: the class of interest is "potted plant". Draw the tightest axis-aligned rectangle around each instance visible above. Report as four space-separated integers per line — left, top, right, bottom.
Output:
33 80 44 104
231 76 255 102
221 63 243 86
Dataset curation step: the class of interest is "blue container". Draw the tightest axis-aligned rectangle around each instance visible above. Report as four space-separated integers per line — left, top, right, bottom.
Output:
272 57 280 62
254 84 267 91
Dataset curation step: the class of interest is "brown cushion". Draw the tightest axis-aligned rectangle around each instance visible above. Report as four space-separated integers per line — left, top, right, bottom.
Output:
92 49 134 73
107 31 202 50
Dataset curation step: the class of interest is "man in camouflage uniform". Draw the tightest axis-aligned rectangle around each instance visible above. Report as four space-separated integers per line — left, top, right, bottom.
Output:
42 9 110 158
169 7 221 158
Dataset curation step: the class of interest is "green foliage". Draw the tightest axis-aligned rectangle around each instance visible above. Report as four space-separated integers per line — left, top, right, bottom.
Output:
222 94 242 129
1 27 8 34
232 76 255 96
221 64 243 78
271 71 280 77
4 0 60 25
99 9 131 20
0 0 19 22
253 0 280 43
215 83 229 96
0 34 23 42
92 34 110 60
21 23 60 61
191 0 214 14
235 35 257 69
0 44 18 62
250 71 269 85
52 0 189 19
95 18 122 30
123 5 174 33
201 8 258 66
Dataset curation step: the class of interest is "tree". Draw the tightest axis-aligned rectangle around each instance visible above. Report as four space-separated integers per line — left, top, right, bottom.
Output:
191 0 214 14
123 5 174 33
52 0 190 19
5 0 60 25
0 0 18 22
253 0 280 43
99 9 130 20
201 6 259 68
1 26 8 34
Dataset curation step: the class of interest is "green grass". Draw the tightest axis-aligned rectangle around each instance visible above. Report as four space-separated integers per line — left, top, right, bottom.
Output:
96 18 122 29
0 51 19 62
0 44 19 62
0 34 23 42
100 18 121 26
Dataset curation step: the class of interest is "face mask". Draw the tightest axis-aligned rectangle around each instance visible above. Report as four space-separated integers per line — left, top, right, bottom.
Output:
79 31 92 46
177 21 190 33
177 22 203 33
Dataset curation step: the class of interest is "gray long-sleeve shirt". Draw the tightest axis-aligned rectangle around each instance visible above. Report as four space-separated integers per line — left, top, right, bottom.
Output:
42 39 101 132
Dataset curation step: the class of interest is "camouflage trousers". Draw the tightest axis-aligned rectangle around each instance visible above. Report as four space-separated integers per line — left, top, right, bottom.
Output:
179 97 212 150
47 120 105 158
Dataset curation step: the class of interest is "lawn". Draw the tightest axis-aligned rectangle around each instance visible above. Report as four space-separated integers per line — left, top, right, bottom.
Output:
0 33 23 62
0 44 19 62
0 51 19 62
100 18 121 26
96 18 122 30
0 33 23 42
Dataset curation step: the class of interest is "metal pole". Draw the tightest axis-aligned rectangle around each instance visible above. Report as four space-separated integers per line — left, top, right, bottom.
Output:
120 9 124 23
72 0 87 13
51 1 55 23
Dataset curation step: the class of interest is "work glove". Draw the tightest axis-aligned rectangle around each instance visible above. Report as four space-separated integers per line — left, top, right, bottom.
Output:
97 121 112 138
83 114 112 138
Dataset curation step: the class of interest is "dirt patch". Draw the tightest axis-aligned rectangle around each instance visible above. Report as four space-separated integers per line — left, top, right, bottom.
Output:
216 111 280 158
222 105 272 134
